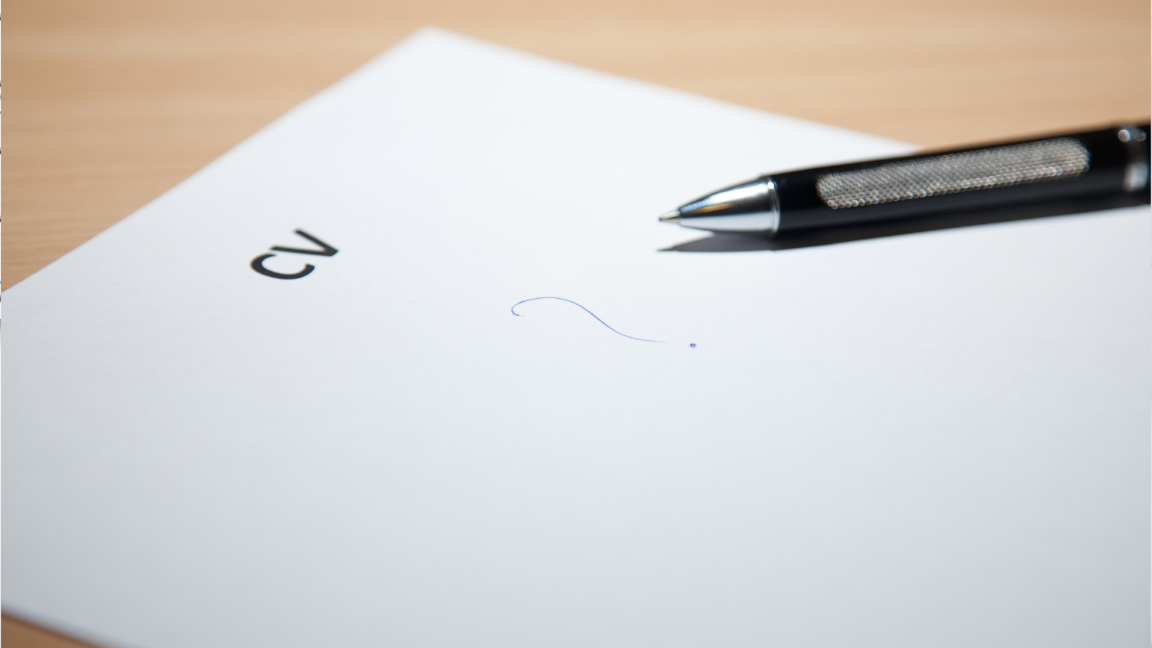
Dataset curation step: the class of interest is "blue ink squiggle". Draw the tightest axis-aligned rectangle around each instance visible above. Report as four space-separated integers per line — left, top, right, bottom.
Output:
511 297 664 343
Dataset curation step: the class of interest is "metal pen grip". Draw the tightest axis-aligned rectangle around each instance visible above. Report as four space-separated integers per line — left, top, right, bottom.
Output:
815 138 1091 210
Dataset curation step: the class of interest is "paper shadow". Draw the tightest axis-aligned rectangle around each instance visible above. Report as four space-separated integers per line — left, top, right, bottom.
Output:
660 192 1151 253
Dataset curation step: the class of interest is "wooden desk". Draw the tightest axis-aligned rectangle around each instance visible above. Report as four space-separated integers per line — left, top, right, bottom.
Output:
4 0 1149 644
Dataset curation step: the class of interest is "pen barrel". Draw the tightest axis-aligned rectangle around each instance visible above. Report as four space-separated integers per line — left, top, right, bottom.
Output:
771 124 1151 232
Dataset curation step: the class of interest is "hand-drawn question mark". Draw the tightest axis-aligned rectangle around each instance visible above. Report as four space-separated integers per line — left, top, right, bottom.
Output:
511 297 695 347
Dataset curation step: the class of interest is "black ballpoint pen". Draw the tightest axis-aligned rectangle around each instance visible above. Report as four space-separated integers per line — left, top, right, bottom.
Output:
659 122 1151 234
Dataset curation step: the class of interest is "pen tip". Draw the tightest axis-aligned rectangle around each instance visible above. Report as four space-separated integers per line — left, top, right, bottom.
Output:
659 210 681 224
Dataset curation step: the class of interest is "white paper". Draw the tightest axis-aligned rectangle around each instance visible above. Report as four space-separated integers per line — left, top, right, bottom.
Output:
5 28 1149 647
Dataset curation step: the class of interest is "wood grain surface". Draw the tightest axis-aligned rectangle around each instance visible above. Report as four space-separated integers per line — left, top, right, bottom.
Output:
4 0 1149 644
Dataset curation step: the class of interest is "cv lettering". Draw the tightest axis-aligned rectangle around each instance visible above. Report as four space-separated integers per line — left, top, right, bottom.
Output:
250 229 339 280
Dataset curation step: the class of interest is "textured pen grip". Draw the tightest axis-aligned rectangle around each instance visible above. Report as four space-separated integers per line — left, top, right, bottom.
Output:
815 138 1090 210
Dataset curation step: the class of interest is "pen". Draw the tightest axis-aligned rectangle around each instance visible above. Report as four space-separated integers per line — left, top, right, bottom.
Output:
659 122 1150 234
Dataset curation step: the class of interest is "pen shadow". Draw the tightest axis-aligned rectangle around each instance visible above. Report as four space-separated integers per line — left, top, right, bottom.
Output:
660 192 1151 253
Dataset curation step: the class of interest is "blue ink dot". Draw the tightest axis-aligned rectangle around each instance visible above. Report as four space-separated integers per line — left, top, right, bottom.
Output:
690 343 696 348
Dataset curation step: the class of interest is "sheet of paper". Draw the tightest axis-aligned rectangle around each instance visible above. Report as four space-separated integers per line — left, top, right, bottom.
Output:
5 28 1149 647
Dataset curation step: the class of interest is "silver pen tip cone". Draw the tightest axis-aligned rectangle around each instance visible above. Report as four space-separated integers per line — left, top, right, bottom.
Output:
659 210 681 224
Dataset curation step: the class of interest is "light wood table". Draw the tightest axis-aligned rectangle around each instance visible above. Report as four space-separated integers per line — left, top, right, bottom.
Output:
4 0 1149 644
